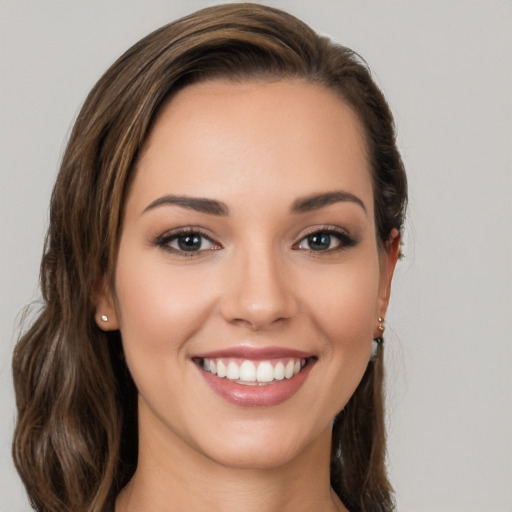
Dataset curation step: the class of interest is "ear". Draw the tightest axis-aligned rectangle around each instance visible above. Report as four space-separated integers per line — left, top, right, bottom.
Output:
93 275 120 331
375 228 401 334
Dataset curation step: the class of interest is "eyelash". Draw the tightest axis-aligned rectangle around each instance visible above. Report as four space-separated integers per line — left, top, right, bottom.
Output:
155 225 357 257
155 227 221 257
293 226 357 253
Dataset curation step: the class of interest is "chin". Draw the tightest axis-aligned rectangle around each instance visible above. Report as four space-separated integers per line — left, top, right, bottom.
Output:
191 418 329 471
205 440 304 471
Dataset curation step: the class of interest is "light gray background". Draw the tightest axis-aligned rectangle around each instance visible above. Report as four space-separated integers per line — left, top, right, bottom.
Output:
1 1 511 511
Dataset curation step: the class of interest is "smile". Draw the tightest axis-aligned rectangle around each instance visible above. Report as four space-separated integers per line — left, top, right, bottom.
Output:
200 357 307 385
192 347 317 407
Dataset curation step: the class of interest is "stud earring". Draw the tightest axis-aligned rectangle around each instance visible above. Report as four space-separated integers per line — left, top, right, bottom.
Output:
101 314 109 323
378 316 385 333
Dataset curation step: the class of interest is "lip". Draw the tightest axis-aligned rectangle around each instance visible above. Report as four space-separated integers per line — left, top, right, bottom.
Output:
192 346 317 407
193 345 314 361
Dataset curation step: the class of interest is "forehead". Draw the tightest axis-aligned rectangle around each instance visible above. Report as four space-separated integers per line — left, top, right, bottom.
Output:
130 79 373 215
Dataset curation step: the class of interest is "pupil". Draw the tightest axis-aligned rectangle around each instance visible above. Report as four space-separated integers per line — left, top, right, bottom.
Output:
308 233 330 250
178 235 202 251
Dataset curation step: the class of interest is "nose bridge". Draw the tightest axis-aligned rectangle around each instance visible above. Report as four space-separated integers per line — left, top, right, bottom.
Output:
220 238 298 329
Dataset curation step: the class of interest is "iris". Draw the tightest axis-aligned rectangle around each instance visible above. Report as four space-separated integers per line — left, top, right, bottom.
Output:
307 233 332 251
178 234 203 251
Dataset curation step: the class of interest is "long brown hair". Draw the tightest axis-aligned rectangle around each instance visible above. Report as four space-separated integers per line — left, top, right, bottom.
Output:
12 4 407 511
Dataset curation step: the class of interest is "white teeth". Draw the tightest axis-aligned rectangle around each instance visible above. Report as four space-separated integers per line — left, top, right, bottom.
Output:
216 360 227 378
226 361 239 380
202 357 308 384
256 361 274 383
274 361 285 380
239 360 257 382
284 360 294 379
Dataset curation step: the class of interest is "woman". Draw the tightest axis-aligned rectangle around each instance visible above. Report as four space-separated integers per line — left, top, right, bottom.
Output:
12 3 407 512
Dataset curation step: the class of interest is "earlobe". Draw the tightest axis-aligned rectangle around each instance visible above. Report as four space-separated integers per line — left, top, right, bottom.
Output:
93 275 120 331
376 228 401 322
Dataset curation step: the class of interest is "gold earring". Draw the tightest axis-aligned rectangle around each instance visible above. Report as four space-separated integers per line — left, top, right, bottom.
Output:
101 314 109 322
372 317 386 356
378 316 385 333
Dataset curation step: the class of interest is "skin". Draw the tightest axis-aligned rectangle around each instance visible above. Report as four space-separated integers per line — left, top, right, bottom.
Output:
96 79 399 512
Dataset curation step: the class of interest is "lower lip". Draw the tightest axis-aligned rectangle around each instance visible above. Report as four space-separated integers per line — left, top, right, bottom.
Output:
197 361 315 407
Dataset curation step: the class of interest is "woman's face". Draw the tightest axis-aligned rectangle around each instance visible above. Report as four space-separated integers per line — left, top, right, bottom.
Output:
98 79 398 469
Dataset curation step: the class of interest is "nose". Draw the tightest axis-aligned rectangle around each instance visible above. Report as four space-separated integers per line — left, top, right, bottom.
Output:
219 245 299 330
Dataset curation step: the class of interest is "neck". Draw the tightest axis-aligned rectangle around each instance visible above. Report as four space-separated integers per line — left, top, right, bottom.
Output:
116 408 346 512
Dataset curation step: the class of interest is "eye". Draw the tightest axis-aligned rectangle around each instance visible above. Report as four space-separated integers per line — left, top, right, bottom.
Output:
156 229 221 256
294 228 356 252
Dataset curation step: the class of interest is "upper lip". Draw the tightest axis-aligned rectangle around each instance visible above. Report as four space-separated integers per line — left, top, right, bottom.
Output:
192 345 315 360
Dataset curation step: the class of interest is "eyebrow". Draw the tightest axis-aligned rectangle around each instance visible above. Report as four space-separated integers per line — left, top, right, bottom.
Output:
143 195 229 216
290 191 367 215
142 190 366 217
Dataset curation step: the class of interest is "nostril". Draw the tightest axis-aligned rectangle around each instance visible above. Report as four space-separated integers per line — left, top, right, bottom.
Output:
230 315 289 330
218 259 299 329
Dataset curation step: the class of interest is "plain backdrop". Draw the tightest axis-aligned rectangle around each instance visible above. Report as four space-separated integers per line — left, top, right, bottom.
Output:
1 1 511 511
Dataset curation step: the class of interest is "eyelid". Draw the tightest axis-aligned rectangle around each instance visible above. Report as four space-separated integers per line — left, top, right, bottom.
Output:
297 224 350 239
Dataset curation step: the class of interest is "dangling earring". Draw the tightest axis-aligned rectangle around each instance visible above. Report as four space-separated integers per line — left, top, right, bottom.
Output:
377 316 385 334
101 314 109 323
371 317 385 360
371 337 381 360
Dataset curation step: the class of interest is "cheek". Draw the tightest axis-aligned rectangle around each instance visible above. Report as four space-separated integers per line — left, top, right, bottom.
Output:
113 249 216 365
306 257 381 348
293 254 381 422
